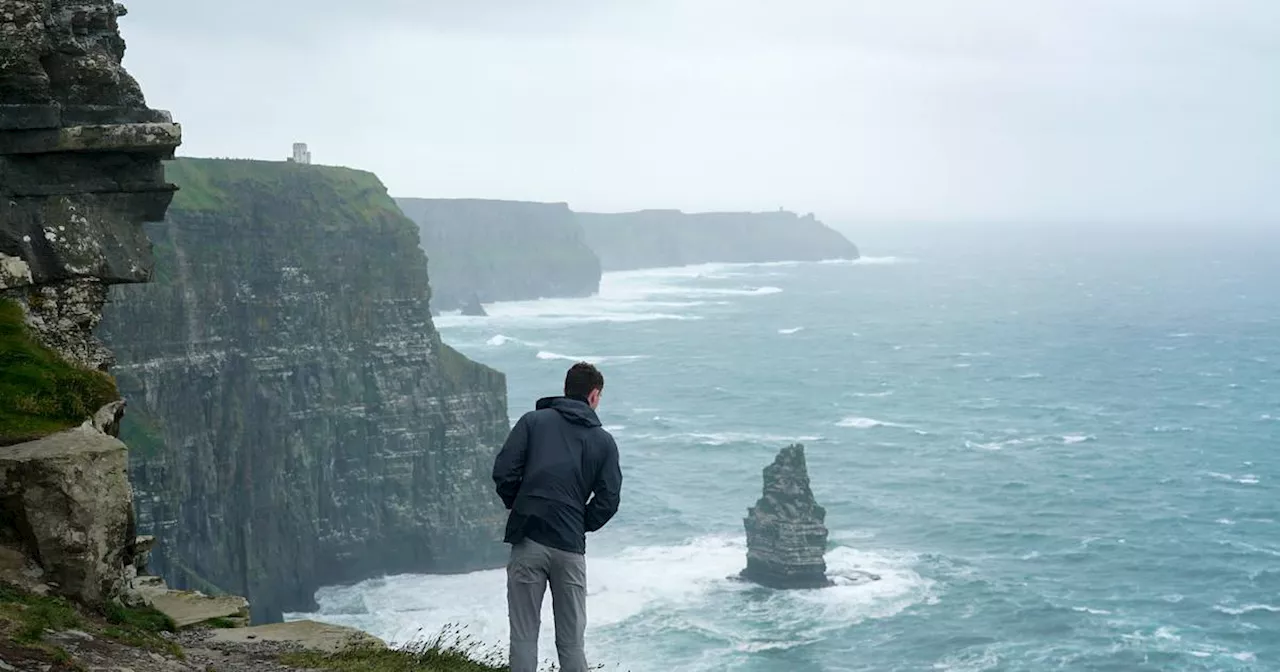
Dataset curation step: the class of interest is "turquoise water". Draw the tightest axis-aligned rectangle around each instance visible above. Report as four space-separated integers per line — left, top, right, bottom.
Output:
298 227 1280 671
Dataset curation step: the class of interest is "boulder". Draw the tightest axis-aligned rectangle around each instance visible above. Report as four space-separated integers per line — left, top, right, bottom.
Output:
0 424 135 604
740 444 833 589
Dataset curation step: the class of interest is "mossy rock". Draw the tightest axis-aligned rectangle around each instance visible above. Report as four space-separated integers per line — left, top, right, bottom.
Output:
0 299 119 445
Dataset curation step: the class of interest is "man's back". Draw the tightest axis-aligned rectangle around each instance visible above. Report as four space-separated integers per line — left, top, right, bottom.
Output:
494 396 622 554
493 362 621 672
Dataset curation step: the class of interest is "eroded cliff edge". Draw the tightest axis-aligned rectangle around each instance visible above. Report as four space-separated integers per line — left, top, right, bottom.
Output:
99 158 510 622
0 0 179 605
395 198 601 312
579 209 860 271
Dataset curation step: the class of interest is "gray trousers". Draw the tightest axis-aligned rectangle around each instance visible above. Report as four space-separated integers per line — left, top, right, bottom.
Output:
507 538 588 672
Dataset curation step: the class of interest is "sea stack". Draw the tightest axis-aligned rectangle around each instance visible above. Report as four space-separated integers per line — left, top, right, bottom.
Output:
741 444 834 589
460 292 489 316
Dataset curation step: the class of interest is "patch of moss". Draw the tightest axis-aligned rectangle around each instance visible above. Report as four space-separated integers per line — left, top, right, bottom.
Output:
0 299 119 445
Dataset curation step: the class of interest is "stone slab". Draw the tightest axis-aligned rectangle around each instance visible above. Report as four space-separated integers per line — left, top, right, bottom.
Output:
147 590 250 628
207 620 385 652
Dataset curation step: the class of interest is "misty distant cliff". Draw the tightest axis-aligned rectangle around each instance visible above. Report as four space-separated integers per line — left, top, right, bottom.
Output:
578 209 859 271
395 198 601 312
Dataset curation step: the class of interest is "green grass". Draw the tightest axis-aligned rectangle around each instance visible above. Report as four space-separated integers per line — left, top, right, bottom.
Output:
0 298 119 445
0 582 181 660
102 601 176 634
165 157 394 225
0 584 84 645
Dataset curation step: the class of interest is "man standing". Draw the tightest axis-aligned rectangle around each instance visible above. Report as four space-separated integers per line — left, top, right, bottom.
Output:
493 362 623 672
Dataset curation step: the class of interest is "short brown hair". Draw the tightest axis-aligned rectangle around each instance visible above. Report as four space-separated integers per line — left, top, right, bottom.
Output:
564 362 604 399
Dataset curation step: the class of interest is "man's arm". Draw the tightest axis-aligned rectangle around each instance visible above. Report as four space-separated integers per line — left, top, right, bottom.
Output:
492 414 531 510
585 436 622 532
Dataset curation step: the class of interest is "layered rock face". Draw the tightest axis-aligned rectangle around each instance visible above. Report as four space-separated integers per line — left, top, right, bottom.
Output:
741 444 833 589
579 209 859 271
395 198 601 312
99 158 511 622
0 0 179 604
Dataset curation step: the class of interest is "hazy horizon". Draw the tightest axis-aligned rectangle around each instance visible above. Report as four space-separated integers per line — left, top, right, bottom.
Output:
123 1 1278 226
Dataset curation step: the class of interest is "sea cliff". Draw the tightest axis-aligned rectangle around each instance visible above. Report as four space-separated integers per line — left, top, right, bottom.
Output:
99 158 511 622
579 209 859 271
395 197 601 312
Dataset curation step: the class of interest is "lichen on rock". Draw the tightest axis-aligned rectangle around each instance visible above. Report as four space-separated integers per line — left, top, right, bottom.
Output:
740 444 834 589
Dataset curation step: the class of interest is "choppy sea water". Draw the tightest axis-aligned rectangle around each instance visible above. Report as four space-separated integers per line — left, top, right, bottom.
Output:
293 227 1280 671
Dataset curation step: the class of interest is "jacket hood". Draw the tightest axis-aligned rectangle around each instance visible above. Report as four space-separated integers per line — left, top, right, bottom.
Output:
536 396 602 428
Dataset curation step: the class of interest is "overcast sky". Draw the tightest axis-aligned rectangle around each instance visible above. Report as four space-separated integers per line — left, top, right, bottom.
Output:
118 1 1278 225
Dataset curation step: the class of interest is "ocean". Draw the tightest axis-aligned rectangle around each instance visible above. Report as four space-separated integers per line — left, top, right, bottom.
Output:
292 225 1280 671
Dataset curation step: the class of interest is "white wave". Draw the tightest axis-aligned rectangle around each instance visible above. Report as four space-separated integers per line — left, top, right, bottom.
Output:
931 647 1000 672
837 416 907 429
850 390 894 398
668 285 782 297
820 256 914 266
965 437 1033 452
778 327 804 335
1217 518 1237 526
733 639 818 653
1072 606 1112 615
433 263 793 330
485 334 544 347
1015 373 1044 380
1062 434 1096 445
535 351 646 365
1214 604 1280 616
291 536 932 667
629 431 825 446
1206 472 1260 485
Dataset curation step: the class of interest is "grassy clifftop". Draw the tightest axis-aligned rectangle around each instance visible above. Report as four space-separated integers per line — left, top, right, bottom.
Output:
0 298 118 445
166 158 404 232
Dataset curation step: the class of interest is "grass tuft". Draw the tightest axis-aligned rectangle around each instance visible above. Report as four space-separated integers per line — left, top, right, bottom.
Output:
281 624 509 672
281 624 617 672
0 586 83 644
100 601 182 658
0 298 119 445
